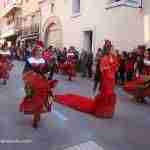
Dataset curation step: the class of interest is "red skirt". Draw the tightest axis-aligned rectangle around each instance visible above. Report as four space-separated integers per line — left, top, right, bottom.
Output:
124 77 150 98
20 71 50 114
93 93 116 118
58 62 65 73
64 63 76 77
143 66 150 75
20 97 52 114
124 78 145 94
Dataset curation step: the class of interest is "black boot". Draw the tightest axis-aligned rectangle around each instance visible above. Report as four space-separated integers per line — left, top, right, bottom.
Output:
3 80 7 85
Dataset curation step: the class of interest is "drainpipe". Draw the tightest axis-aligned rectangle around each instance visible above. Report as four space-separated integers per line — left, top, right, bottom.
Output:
39 5 42 40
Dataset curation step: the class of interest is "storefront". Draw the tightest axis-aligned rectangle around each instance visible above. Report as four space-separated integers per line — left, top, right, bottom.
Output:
20 33 39 48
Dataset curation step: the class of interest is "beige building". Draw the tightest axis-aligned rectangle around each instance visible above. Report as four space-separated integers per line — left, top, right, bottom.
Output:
0 0 150 52
19 0 40 47
0 0 40 47
39 0 150 53
0 0 22 46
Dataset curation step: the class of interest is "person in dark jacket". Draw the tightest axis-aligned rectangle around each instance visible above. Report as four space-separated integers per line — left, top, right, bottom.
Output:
80 49 88 77
87 51 93 78
118 53 126 85
93 49 102 92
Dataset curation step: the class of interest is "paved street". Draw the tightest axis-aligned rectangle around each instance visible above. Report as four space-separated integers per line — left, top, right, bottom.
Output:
0 61 150 150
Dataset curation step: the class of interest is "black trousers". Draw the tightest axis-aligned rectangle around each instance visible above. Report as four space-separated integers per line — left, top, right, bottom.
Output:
93 80 99 92
88 64 93 78
48 65 55 80
119 71 125 84
126 71 133 81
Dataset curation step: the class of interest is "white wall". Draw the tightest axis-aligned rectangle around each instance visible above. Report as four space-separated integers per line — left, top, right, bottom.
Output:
40 0 147 53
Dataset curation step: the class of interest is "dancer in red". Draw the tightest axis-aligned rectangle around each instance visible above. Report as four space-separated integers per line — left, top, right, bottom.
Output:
124 50 150 103
20 41 57 128
64 49 76 81
143 50 150 75
42 47 56 80
56 41 118 118
0 49 13 85
94 45 118 118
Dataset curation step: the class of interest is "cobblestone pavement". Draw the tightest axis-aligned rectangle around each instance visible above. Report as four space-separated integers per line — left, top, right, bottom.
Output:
0 61 150 150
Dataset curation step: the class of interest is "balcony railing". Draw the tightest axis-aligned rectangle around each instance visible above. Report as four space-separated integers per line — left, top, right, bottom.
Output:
22 24 40 36
1 21 22 36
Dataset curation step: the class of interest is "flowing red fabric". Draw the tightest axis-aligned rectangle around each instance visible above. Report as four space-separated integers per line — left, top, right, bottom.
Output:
124 78 145 94
56 54 118 118
123 76 150 99
56 94 94 113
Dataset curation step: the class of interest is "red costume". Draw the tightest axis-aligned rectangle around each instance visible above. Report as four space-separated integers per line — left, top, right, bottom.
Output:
20 71 50 114
143 59 150 75
42 49 54 63
124 75 150 102
56 53 118 118
64 52 76 80
0 50 13 83
126 60 134 73
20 40 57 128
94 54 118 117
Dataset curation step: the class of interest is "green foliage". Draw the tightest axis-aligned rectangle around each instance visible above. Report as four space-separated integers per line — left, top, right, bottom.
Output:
25 85 35 98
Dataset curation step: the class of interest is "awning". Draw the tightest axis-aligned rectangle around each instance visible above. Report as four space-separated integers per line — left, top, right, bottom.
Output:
1 30 16 39
2 4 21 18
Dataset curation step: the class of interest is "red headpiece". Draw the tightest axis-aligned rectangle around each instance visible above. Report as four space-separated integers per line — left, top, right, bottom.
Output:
36 40 44 49
32 40 44 56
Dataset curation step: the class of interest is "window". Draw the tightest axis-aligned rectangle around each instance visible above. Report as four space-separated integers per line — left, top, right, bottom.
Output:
51 3 55 13
144 15 150 43
106 0 142 9
72 0 80 15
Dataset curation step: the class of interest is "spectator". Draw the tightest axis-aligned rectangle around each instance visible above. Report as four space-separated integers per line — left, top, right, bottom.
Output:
80 49 88 77
87 51 93 78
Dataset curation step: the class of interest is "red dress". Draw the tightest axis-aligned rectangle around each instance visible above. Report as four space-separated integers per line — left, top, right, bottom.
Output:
20 71 50 114
56 54 118 118
94 54 118 118
64 53 76 80
0 53 13 80
20 58 56 114
124 59 150 96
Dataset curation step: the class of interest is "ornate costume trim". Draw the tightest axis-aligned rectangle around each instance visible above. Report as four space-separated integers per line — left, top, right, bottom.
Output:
28 57 45 65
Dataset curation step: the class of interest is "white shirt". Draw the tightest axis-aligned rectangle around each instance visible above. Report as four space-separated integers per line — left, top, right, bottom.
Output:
28 57 45 65
0 50 11 56
144 59 150 66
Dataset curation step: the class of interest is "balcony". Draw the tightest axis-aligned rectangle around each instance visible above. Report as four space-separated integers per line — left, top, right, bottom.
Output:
106 0 142 9
0 22 21 38
2 2 21 18
21 24 40 39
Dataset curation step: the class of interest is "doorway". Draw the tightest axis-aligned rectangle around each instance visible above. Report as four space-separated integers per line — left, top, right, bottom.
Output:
45 23 62 48
83 30 93 52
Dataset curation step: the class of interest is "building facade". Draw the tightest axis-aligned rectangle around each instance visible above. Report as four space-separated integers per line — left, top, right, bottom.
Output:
39 0 149 52
20 0 40 47
0 0 40 47
0 0 22 46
